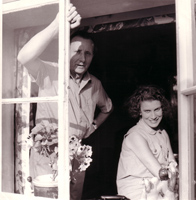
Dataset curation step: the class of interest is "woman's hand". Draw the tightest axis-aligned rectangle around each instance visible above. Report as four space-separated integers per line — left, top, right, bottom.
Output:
168 170 179 194
167 161 179 194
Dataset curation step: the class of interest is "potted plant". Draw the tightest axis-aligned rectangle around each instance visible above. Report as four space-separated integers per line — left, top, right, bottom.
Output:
26 123 93 198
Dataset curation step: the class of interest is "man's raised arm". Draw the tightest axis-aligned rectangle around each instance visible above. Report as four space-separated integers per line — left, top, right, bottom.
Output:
17 4 81 78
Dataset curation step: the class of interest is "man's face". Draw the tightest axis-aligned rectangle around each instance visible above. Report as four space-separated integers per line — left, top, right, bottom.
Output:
70 36 94 77
140 100 163 129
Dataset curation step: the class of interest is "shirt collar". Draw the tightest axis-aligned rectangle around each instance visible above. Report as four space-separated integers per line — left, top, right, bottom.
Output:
70 71 91 82
81 71 91 82
137 118 162 135
70 71 91 91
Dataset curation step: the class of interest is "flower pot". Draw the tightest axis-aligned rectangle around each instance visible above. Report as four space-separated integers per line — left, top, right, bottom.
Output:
33 174 58 198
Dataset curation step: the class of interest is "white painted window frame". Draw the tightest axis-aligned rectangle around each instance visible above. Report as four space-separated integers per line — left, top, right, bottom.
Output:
176 0 196 199
0 0 70 199
1 0 196 199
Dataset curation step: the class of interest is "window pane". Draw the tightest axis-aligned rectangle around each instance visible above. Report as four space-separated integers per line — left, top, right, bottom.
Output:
2 104 15 193
2 103 60 198
2 25 58 99
2 4 58 99
2 20 17 99
2 103 34 195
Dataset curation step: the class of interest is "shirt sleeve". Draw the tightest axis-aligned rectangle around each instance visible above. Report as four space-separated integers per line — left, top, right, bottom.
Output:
96 81 113 113
28 60 58 88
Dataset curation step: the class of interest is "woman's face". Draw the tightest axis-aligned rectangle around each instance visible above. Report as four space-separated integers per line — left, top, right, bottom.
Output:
140 100 163 129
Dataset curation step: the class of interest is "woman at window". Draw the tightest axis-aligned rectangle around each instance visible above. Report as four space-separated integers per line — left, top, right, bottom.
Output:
116 85 178 200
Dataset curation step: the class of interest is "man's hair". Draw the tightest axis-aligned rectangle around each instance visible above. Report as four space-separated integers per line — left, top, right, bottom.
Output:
125 85 171 119
70 31 96 54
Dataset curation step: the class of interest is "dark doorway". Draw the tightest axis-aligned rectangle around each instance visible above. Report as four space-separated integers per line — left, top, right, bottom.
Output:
82 22 178 199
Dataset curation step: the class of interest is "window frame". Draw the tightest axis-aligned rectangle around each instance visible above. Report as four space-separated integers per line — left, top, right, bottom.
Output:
1 0 70 199
176 0 196 199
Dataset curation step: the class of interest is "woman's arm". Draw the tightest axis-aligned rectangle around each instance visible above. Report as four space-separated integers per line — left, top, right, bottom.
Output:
127 133 162 177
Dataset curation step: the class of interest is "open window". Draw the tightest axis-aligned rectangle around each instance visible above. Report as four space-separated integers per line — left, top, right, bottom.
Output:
1 0 195 200
1 0 70 199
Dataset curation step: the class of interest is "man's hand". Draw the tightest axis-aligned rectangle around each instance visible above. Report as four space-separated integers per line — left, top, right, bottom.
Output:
55 4 81 29
68 3 81 29
83 124 96 139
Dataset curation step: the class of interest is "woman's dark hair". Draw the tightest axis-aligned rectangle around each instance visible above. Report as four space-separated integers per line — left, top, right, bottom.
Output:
125 85 171 119
70 31 96 54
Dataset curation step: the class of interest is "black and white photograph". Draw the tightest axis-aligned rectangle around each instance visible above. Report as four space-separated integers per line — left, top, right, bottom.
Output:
0 0 195 200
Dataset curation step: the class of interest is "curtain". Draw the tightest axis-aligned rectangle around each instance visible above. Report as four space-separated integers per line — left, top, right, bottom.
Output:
14 28 33 194
81 14 175 33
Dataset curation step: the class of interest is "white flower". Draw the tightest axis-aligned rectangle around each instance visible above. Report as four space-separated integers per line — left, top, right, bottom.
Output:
69 141 80 154
68 136 93 172
69 135 80 144
76 145 85 156
78 157 93 171
84 145 93 157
